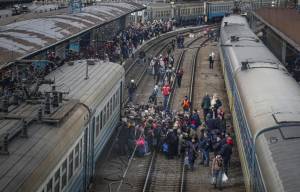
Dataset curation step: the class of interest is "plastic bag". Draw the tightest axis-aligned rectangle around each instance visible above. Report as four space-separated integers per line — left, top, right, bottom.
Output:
222 173 228 183
211 176 216 185
184 156 189 166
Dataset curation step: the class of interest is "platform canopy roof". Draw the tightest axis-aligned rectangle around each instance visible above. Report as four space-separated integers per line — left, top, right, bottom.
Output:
0 2 144 69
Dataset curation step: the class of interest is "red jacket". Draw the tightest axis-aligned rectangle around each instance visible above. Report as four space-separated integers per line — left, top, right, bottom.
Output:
162 85 171 96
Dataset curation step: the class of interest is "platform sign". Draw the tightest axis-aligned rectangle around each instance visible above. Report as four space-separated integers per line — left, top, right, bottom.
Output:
69 42 80 52
32 60 49 71
69 0 82 14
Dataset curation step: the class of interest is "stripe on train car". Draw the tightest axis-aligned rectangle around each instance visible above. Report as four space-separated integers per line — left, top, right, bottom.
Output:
219 45 251 191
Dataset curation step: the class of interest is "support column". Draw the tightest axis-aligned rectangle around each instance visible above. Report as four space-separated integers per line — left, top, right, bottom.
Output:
281 40 287 65
251 13 256 31
135 11 138 23
141 10 145 23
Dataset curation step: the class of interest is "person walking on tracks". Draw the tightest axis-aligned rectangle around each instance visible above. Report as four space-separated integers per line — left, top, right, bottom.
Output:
220 137 233 175
201 93 211 121
149 85 159 105
176 68 184 88
162 83 171 111
182 96 191 113
211 154 224 189
209 51 215 69
128 79 137 103
139 50 146 65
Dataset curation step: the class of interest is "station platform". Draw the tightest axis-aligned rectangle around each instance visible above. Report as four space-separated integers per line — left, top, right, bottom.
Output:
253 8 300 52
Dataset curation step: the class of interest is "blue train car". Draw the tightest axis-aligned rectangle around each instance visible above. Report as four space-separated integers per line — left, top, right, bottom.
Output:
205 1 233 20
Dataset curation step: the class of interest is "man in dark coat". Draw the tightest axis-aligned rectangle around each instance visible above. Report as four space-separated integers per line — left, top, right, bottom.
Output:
176 68 184 88
166 129 178 159
220 137 233 174
127 79 137 103
201 93 211 121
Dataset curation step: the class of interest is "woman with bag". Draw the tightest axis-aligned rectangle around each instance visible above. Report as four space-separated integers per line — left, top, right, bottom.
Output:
211 155 224 189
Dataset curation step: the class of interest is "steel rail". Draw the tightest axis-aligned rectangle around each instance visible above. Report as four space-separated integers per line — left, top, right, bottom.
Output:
118 25 220 192
116 34 176 192
141 29 214 192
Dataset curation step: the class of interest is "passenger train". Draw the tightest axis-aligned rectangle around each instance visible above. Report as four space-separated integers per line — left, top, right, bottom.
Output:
0 60 124 192
219 15 300 191
138 0 276 22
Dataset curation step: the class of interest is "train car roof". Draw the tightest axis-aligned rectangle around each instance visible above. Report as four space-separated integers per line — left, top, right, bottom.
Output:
221 15 300 133
40 60 125 112
0 2 144 69
221 15 300 192
0 60 124 192
0 103 88 192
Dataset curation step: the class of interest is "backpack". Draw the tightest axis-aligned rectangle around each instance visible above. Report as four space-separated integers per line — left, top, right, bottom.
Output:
183 100 190 108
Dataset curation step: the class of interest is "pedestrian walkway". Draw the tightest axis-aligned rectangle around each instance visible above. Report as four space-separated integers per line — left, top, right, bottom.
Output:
184 40 245 192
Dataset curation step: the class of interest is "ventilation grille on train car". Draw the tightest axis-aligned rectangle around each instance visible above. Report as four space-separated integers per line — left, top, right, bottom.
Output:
273 113 300 139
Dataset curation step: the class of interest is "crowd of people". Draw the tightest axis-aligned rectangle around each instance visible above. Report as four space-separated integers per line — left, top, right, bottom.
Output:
119 20 232 190
106 20 174 62
120 91 233 189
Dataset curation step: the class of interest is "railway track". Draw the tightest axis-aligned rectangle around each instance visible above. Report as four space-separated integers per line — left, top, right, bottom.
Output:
123 25 219 103
141 34 211 192
93 25 221 192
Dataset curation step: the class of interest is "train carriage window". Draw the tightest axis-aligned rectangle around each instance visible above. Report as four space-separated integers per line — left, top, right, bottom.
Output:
100 111 103 130
47 178 53 192
75 143 80 170
113 94 116 110
116 91 119 106
79 139 83 164
61 159 67 190
54 169 60 192
106 103 109 120
102 106 106 127
117 89 120 105
108 99 111 116
96 115 100 137
110 98 113 116
68 151 74 180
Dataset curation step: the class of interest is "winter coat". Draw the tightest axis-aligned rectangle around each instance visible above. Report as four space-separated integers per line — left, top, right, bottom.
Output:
220 144 232 162
201 95 211 110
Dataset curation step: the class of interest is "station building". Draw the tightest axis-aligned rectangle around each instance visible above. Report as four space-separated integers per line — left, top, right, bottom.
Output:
0 2 145 75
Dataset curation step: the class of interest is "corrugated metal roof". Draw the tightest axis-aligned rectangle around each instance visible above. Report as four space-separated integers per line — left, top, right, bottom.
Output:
0 2 144 68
